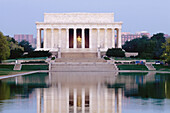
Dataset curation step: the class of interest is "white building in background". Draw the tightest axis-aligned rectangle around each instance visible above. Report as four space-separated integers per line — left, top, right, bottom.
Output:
35 13 122 58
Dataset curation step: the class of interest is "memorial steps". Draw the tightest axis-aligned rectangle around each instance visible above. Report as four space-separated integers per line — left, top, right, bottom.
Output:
50 58 118 72
58 48 98 59
61 52 97 59
55 58 105 62
50 63 118 72
13 64 22 70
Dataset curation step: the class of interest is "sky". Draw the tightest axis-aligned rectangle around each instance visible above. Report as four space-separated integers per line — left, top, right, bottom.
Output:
0 0 170 37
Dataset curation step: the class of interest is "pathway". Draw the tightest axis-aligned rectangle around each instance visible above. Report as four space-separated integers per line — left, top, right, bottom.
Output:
145 63 156 71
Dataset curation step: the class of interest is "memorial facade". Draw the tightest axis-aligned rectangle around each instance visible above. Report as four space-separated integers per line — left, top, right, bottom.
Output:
36 13 122 58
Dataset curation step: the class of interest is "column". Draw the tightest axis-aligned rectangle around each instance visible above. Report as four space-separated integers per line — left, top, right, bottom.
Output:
112 89 115 113
74 89 77 113
37 28 41 49
66 28 69 49
89 28 92 49
82 28 85 48
37 89 41 113
82 88 85 113
117 88 122 113
97 28 100 48
118 29 122 48
105 28 108 49
51 28 54 49
58 28 61 48
112 28 115 48
44 28 47 49
58 28 62 58
74 28 77 48
97 47 101 58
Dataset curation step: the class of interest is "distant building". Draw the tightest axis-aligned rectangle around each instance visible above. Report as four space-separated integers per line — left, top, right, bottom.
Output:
14 34 36 48
122 31 150 45
164 34 170 38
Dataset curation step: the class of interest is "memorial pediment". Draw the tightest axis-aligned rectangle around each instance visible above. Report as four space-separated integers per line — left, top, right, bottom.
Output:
44 13 114 23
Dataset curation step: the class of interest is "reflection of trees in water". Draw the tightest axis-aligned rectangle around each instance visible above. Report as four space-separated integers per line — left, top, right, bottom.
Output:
123 74 170 99
0 72 49 101
165 81 170 98
0 81 10 100
0 80 34 99
137 82 165 99
0 81 10 113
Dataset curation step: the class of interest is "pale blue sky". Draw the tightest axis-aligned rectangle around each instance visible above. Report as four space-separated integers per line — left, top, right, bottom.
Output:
0 0 170 37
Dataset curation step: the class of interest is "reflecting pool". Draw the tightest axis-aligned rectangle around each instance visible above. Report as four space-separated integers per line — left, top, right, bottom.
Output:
0 72 170 113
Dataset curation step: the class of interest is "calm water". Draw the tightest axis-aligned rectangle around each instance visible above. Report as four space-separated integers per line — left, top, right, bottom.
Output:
0 72 170 113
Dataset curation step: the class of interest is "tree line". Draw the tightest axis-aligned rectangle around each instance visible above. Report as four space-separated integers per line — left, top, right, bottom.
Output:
123 33 170 63
0 31 34 62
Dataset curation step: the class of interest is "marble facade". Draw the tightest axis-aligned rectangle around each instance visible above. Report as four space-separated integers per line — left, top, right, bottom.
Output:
36 13 122 57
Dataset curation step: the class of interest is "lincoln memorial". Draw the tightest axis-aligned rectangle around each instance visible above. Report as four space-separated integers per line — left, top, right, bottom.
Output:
36 13 122 58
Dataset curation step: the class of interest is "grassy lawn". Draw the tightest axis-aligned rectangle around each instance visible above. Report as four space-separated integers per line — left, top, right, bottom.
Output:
0 64 28 76
153 64 170 71
155 73 170 76
0 71 11 76
21 65 48 71
0 64 48 76
0 64 14 70
117 64 148 70
113 57 158 62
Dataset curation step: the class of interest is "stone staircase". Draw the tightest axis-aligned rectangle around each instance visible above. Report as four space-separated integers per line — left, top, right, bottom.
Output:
145 63 156 71
13 64 22 70
55 58 105 62
50 58 118 72
61 52 97 58
113 63 118 70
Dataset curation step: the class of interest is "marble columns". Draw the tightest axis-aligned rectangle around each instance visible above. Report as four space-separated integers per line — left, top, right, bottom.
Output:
36 27 122 51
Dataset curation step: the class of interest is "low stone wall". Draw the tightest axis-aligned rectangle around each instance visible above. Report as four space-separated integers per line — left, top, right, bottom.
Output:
125 52 138 57
115 60 146 64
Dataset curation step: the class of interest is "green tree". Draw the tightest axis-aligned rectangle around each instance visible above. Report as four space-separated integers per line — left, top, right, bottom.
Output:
161 38 170 64
19 40 34 52
0 32 10 62
106 48 125 57
123 36 149 52
6 36 24 59
151 33 166 59
123 33 165 59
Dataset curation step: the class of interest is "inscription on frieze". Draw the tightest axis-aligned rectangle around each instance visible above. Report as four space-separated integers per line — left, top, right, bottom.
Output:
44 13 114 23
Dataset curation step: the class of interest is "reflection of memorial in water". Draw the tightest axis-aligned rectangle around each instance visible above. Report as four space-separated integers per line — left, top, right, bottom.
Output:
37 72 122 113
